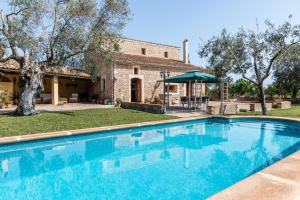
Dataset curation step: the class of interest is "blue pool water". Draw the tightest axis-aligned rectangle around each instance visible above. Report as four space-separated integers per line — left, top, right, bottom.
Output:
0 118 300 200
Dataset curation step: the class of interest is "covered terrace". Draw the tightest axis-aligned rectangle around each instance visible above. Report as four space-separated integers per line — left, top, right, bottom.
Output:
0 59 97 106
164 70 228 114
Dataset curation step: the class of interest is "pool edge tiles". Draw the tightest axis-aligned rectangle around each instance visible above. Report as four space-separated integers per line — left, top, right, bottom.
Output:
209 115 300 200
0 115 207 145
1 115 300 146
209 150 300 200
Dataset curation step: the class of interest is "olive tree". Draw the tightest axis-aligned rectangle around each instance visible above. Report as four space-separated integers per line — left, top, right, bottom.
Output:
0 0 129 115
274 44 300 99
199 18 300 115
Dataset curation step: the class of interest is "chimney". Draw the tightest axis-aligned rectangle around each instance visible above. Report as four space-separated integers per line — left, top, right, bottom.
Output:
183 39 189 64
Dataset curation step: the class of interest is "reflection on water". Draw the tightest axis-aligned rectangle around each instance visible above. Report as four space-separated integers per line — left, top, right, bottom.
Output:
0 119 299 200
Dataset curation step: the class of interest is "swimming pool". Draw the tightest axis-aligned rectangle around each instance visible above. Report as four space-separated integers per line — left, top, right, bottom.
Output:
0 117 299 200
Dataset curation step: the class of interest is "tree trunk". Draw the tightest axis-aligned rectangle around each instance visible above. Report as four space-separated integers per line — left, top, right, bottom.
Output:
257 84 267 115
292 87 299 100
15 57 44 116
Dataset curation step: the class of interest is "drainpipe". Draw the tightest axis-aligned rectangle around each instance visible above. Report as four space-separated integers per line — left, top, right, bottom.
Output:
112 64 115 104
188 80 191 110
195 80 197 112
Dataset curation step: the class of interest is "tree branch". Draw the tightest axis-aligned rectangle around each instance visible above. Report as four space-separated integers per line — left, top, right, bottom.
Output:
6 7 29 18
48 16 73 61
263 40 300 81
1 10 18 57
48 2 60 60
226 46 257 85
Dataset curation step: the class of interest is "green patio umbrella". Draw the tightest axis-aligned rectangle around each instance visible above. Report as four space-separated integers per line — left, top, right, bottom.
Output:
164 70 228 113
165 70 226 83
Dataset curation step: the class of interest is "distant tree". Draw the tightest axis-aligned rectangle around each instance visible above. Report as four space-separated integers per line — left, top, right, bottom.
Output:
0 0 130 115
265 84 278 99
199 17 300 115
274 45 300 99
229 79 257 98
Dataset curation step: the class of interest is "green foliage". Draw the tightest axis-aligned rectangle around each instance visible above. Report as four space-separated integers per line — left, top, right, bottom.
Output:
144 96 163 104
199 17 300 86
144 97 151 104
0 89 13 105
1 0 130 69
265 84 278 98
229 79 258 97
199 17 300 114
152 96 163 105
115 98 122 107
0 90 3 104
274 44 300 98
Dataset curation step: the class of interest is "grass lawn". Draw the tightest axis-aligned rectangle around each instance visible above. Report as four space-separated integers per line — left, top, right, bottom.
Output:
0 108 177 137
237 104 300 118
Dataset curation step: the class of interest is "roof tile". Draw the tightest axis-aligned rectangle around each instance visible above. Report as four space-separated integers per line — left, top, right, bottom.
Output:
0 60 91 79
114 53 204 70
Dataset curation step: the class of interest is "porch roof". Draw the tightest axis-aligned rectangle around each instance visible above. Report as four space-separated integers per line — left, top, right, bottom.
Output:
166 70 227 83
0 60 91 79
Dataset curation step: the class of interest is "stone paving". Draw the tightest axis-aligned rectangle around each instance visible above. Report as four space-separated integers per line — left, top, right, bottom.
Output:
0 103 113 114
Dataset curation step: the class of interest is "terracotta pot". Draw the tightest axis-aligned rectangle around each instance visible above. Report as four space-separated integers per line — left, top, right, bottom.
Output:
5 104 12 108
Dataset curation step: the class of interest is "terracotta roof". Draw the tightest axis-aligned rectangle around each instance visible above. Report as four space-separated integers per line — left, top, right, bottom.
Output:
114 53 205 70
0 60 91 79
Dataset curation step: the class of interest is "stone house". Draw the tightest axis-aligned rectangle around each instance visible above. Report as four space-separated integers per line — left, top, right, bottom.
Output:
0 38 204 105
96 38 204 104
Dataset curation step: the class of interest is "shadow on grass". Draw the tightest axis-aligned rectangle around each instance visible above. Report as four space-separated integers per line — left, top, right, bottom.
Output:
44 110 75 116
0 110 75 117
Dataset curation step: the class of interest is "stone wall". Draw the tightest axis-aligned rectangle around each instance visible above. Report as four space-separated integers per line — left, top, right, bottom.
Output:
118 38 180 60
97 66 113 100
249 103 273 112
121 102 163 114
275 101 291 109
114 64 191 103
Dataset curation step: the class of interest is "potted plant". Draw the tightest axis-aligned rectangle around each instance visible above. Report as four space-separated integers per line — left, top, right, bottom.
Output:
0 90 4 109
115 98 122 107
2 90 13 108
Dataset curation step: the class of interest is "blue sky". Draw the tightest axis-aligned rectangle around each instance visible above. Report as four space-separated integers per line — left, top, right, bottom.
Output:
124 0 300 82
2 0 300 83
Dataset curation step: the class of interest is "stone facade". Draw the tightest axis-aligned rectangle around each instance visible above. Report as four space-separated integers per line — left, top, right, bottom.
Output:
98 38 205 104
97 65 114 100
118 38 180 60
113 64 187 103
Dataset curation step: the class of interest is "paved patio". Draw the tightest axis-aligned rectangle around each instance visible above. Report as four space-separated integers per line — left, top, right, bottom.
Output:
0 103 113 114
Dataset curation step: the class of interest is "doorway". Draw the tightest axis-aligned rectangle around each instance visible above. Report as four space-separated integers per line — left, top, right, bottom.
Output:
131 78 142 102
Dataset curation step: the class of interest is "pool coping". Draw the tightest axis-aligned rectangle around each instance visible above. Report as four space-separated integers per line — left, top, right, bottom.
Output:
0 115 209 145
209 115 300 200
1 115 300 199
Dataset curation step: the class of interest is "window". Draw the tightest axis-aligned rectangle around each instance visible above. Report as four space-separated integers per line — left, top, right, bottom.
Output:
101 78 106 91
164 51 168 58
165 84 179 94
134 67 139 75
141 48 146 55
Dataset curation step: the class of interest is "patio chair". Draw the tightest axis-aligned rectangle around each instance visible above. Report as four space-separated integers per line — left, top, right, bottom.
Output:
40 93 52 104
69 93 79 103
195 96 209 110
180 96 188 107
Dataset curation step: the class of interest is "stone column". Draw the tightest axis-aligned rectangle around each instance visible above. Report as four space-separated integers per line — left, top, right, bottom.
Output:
52 76 59 105
201 83 206 96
